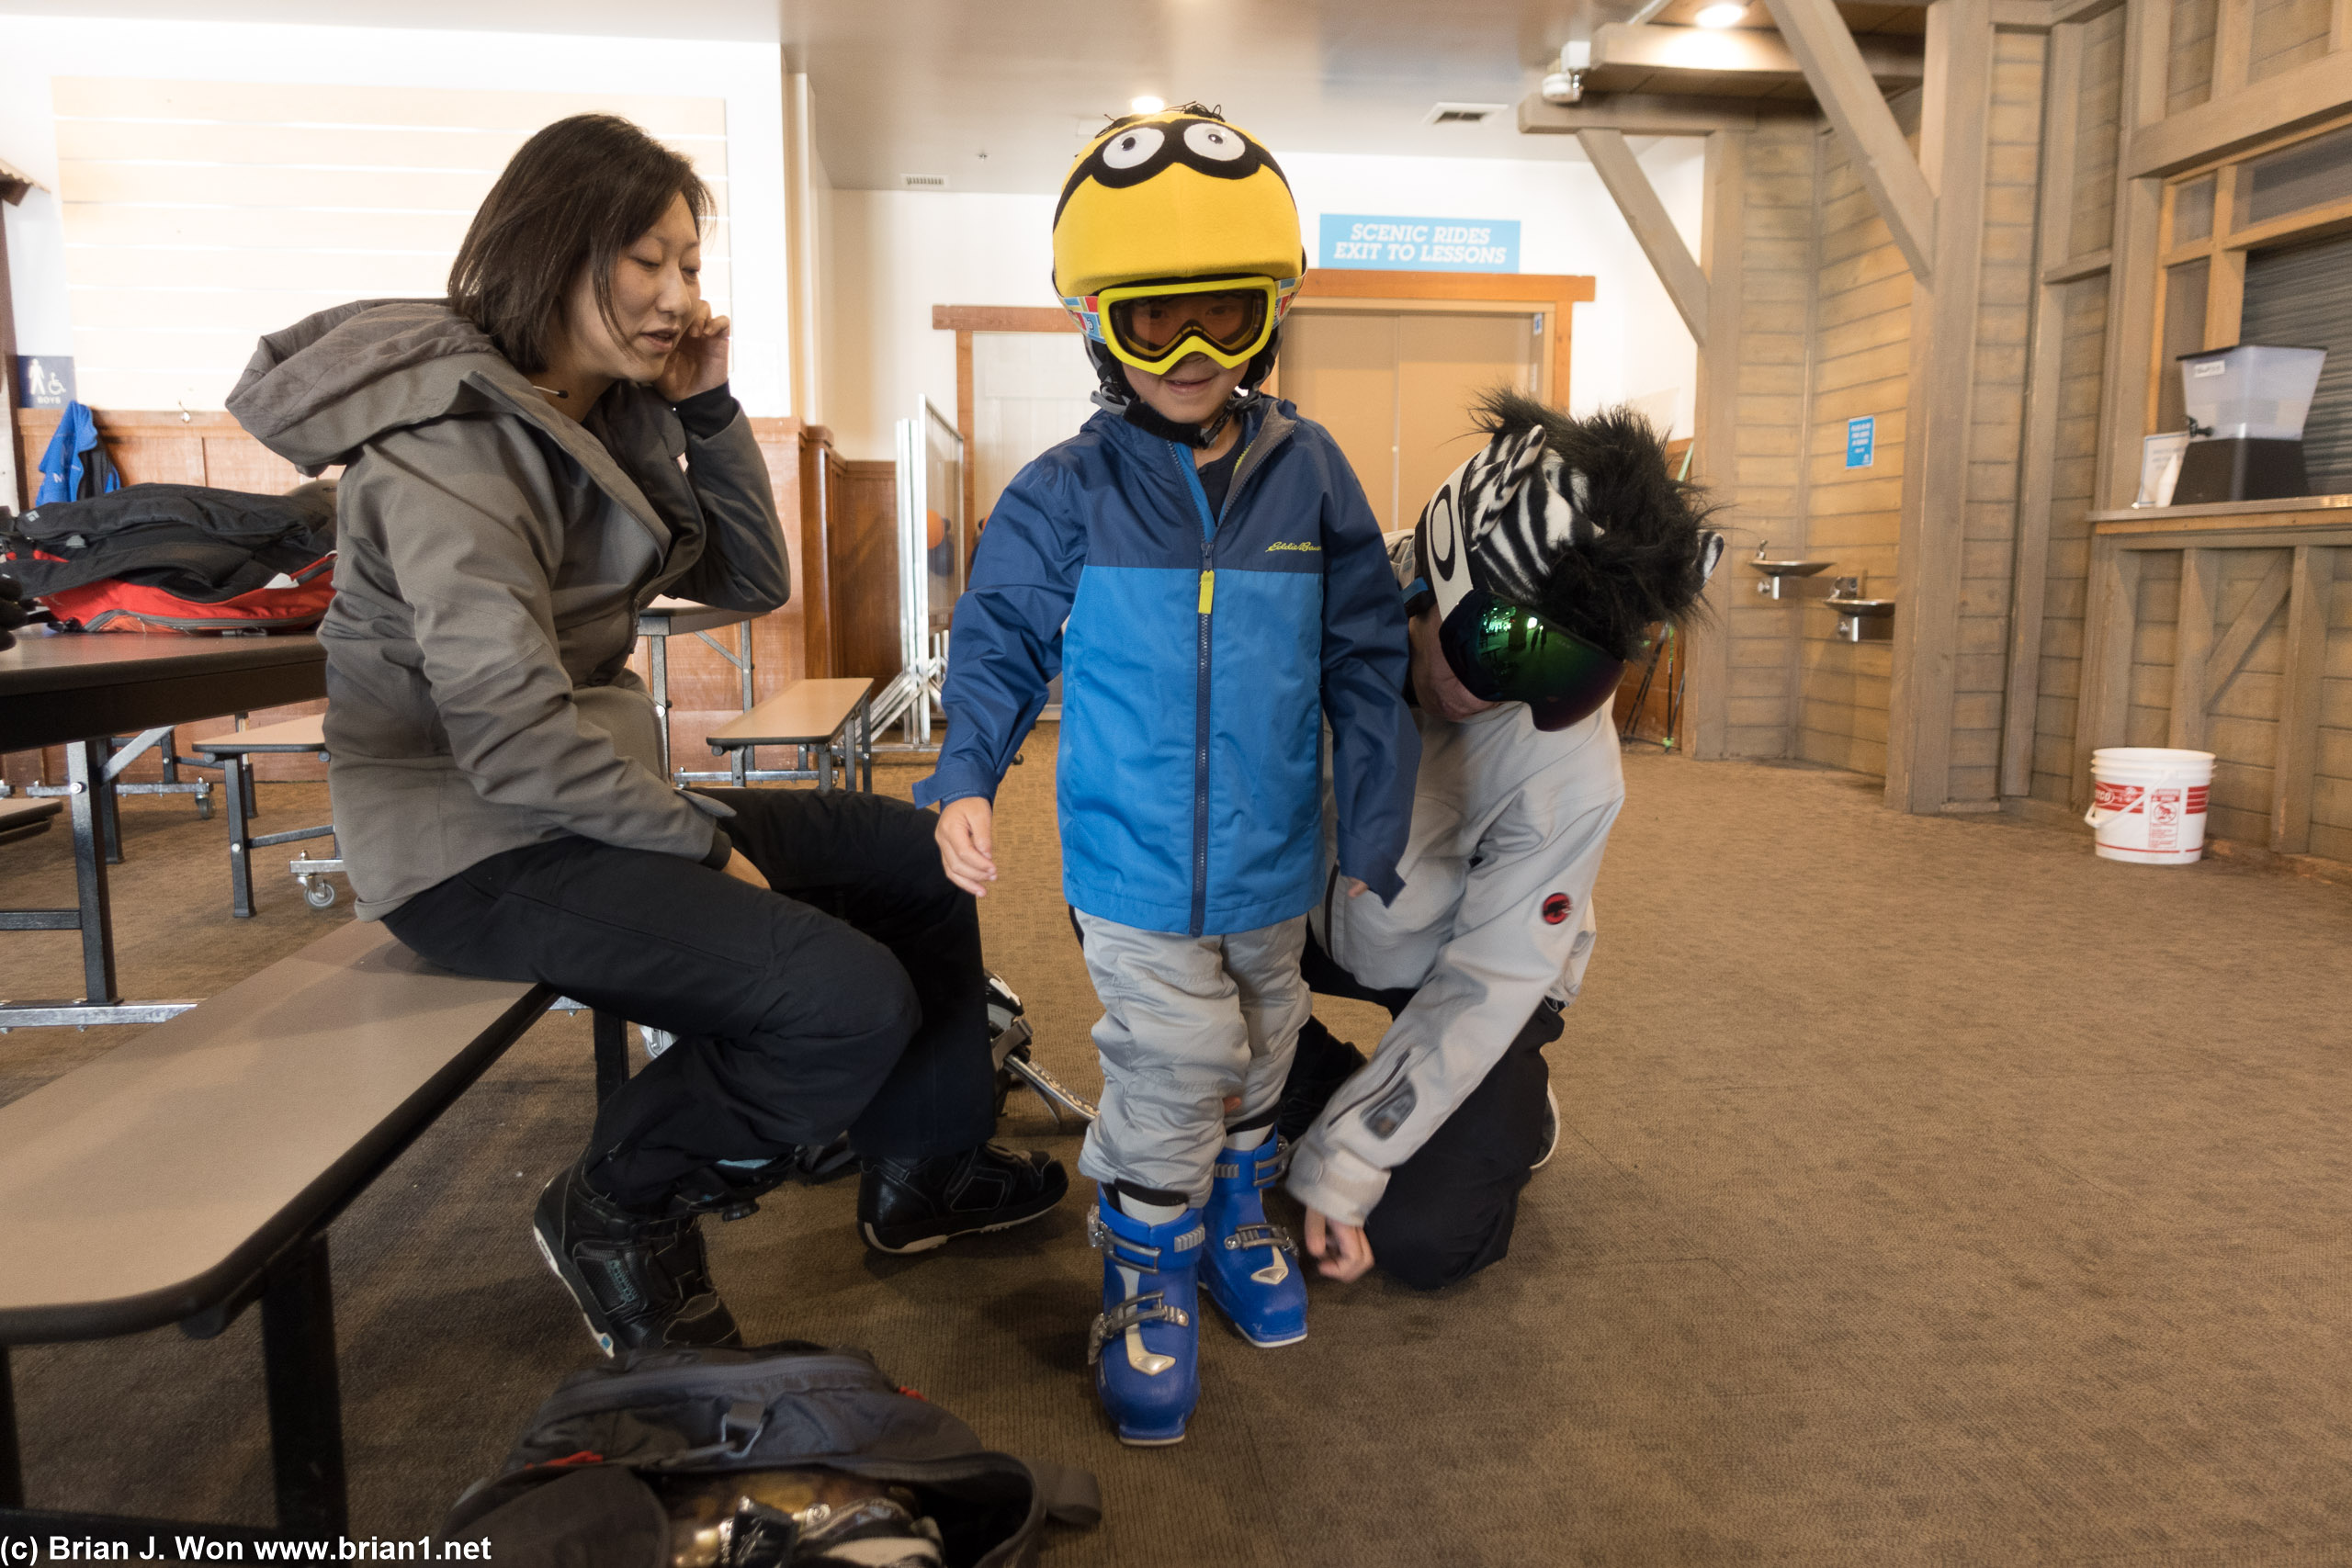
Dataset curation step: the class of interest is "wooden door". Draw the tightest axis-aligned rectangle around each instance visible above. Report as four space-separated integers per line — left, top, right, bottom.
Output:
1277 309 1539 530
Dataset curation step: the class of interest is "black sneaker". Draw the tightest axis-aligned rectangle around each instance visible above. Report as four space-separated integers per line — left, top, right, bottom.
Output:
532 1159 743 1357
857 1143 1069 1255
1276 1018 1369 1146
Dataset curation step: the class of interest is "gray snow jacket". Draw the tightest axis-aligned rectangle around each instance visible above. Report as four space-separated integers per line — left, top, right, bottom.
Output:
1285 534 1625 1227
228 299 790 919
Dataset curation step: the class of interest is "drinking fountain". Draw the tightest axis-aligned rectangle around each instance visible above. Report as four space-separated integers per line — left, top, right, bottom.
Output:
1826 575 1895 643
1747 540 1834 599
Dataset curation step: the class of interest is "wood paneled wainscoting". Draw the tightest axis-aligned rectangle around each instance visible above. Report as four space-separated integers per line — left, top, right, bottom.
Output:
7 408 886 788
2075 497 2351 863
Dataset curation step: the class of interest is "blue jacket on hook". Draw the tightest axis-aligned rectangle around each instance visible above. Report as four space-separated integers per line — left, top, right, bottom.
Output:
915 398 1418 938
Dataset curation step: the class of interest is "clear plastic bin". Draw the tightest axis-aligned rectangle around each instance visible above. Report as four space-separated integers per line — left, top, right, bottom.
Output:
2178 344 2327 440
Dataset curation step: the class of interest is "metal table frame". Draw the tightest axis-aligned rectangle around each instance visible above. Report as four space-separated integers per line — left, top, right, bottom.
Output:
706 682 877 793
0 634 324 1031
635 599 758 784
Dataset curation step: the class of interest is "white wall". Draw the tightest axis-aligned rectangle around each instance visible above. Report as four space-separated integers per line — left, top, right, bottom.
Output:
820 139 1706 462
0 14 794 414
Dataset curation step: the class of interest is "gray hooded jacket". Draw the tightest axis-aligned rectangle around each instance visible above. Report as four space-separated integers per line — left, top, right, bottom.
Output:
228 299 790 919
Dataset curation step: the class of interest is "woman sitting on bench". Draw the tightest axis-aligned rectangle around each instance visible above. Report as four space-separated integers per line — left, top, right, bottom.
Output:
227 113 1066 1355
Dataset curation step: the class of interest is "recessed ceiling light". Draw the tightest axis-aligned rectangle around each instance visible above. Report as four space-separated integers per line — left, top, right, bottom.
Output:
1694 3 1748 27
1131 95 1165 114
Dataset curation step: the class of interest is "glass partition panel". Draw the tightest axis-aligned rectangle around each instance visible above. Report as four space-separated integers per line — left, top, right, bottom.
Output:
2236 121 2352 230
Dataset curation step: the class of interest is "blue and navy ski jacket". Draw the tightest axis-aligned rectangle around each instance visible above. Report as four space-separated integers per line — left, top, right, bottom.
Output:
914 399 1418 938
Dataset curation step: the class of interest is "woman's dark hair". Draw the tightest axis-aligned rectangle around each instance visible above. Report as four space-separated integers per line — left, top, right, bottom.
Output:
447 113 709 372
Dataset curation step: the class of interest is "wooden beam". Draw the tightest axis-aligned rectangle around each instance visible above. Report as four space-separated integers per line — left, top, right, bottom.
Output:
1885 0 1995 812
2200 551 2291 707
1679 129 1747 761
1760 0 1939 280
2166 548 2217 750
2002 21 2081 797
2335 0 2352 53
2074 539 2143 809
1517 93 1785 137
2041 248 2110 284
2094 0 2170 511
1576 129 1711 344
2211 0 2254 99
932 305 1072 333
1990 0 2055 30
2271 545 2335 852
955 330 976 536
2126 49 2352 176
2050 0 2125 22
1589 20 1923 83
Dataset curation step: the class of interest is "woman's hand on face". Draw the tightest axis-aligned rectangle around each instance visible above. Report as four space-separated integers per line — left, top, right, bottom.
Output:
655 301 731 403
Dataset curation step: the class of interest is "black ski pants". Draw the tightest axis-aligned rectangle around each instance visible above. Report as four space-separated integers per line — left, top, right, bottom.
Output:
383 789 994 1208
1297 933 1557 1292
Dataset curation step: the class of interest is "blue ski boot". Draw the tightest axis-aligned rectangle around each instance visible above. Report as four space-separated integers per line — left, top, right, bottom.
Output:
1087 1190 1203 1446
1200 1136 1307 1348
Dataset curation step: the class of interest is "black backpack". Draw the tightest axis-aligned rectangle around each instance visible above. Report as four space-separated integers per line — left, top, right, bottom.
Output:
439 1342 1100 1568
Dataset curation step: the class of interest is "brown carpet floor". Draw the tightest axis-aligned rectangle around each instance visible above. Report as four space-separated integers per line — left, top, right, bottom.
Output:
6 739 2352 1566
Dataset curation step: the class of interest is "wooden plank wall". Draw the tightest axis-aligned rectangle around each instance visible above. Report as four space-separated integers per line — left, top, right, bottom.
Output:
7 408 823 786
2168 0 2221 111
1718 121 1824 761
2319 552 2352 862
2028 8 2129 811
2252 0 2336 80
1949 31 2051 804
1795 102 1918 778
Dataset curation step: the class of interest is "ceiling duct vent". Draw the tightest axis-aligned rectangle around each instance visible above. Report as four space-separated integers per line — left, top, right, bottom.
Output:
901 174 948 189
1424 102 1508 126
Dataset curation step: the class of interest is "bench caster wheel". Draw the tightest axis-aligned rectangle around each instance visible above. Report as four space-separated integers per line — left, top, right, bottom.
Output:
195 795 214 820
301 876 338 909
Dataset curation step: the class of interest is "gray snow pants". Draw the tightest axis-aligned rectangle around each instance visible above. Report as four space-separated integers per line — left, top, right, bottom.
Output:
1072 911 1311 1205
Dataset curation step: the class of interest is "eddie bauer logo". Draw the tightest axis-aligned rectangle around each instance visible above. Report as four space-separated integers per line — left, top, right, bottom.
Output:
1265 540 1320 552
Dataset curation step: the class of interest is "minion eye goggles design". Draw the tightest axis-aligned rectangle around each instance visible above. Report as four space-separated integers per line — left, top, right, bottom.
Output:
1062 275 1301 377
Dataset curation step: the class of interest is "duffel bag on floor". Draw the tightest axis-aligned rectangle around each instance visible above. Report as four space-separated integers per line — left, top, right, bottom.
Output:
438 1341 1101 1568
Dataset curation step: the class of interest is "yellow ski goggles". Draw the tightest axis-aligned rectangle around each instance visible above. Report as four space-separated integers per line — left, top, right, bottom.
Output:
1061 276 1298 376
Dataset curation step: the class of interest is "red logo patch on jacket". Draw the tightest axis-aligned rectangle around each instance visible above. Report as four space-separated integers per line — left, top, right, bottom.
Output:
1542 892 1573 925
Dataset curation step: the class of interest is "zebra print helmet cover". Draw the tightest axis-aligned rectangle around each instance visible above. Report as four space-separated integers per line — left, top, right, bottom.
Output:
1409 392 1724 663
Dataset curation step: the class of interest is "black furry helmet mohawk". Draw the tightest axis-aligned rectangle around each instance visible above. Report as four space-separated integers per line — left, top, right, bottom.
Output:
1458 389 1721 662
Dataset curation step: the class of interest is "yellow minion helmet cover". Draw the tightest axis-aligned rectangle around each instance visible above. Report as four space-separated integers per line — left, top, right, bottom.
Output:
1052 106 1305 304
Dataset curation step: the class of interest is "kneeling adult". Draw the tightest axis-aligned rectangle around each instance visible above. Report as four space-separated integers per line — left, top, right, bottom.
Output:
1282 392 1720 1290
228 114 1064 1355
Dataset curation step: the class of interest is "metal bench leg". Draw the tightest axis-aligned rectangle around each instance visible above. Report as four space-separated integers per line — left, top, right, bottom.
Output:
261 1235 348 1537
222 750 256 919
593 1010 629 1104
96 739 123 866
0 1345 22 1507
67 739 120 1006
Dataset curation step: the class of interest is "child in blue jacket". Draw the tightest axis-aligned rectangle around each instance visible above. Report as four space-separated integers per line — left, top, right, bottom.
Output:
914 106 1417 1445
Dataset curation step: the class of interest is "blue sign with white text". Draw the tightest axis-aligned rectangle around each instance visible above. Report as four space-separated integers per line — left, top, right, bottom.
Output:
1320 215 1521 273
1846 415 1875 468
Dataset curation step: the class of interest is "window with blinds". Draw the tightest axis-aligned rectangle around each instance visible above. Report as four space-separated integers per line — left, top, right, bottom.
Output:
51 77 729 411
2240 231 2352 496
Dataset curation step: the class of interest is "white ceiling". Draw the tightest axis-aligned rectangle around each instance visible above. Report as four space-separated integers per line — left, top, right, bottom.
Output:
1 0 1657 191
780 0 1647 192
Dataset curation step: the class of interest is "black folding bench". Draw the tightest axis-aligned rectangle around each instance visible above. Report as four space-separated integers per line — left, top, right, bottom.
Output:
0 921 633 1543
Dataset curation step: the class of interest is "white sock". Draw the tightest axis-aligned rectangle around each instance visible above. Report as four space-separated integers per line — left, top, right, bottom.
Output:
1223 1122 1272 1151
1116 1191 1188 1225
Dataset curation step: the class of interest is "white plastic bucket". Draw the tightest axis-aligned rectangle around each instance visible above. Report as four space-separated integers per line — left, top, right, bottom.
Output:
2085 748 2214 865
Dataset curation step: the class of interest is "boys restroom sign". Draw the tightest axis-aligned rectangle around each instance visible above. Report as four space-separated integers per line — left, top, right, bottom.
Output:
1320 215 1521 273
